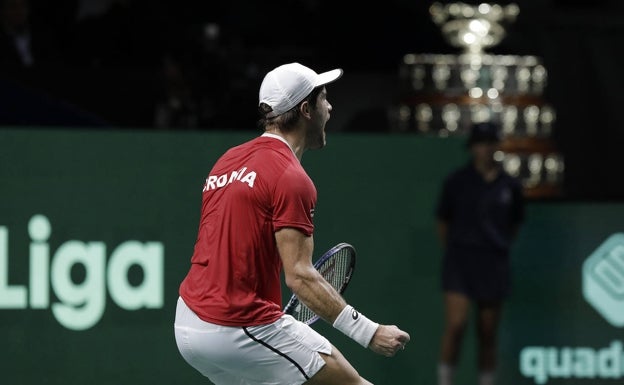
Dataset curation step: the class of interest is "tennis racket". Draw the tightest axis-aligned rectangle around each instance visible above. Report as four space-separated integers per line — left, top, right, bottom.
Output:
283 242 356 325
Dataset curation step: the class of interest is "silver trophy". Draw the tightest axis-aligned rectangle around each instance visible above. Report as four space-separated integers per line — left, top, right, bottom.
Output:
429 2 520 55
393 2 563 198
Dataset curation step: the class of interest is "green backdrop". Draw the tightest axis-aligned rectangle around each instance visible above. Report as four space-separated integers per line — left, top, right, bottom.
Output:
1 128 622 384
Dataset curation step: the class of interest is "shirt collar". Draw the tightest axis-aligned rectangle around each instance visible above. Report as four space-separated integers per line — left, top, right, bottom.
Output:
261 132 296 157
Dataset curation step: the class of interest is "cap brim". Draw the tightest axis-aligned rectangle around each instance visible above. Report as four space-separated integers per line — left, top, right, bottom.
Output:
315 69 343 87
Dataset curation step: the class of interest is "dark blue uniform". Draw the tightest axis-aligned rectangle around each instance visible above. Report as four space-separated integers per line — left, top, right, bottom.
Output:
435 163 525 301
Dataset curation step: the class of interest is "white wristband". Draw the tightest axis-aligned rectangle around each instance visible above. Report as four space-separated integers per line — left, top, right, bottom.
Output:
332 305 379 348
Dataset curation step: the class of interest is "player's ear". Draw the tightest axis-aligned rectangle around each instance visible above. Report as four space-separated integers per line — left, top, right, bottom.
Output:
299 100 311 118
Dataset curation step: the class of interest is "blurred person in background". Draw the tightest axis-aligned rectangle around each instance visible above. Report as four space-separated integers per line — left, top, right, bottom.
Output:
434 122 525 385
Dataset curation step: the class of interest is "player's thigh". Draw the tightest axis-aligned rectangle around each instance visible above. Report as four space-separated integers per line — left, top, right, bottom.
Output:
305 345 370 385
176 309 332 384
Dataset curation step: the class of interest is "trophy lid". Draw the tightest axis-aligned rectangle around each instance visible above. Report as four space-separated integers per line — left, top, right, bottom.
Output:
429 2 520 54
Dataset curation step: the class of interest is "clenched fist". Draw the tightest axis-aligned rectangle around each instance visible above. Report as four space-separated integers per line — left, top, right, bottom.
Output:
368 325 411 357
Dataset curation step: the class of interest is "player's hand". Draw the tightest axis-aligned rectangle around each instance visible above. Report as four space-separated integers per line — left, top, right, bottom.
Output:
368 324 410 357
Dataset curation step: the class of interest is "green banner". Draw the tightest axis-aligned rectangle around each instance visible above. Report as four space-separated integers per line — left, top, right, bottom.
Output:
1 128 622 384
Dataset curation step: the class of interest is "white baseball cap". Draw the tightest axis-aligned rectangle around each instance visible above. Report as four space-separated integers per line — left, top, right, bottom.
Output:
259 62 343 117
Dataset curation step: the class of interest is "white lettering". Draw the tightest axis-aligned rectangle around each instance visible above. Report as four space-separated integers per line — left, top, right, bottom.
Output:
548 347 572 378
236 167 247 180
520 341 624 384
228 170 239 184
0 214 165 330
203 175 217 191
521 347 548 384
240 171 256 187
202 167 257 191
216 174 227 187
0 227 27 308
598 340 621 378
108 241 163 310
574 348 596 378
29 214 51 308
51 241 106 331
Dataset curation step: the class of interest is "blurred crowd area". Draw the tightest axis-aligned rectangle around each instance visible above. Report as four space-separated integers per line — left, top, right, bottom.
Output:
4 0 624 199
0 0 433 130
2 0 623 134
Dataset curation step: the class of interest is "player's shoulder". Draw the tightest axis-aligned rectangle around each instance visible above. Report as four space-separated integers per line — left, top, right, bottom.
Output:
222 136 286 157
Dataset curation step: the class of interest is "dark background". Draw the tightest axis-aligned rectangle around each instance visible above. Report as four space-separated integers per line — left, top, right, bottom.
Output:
2 0 624 200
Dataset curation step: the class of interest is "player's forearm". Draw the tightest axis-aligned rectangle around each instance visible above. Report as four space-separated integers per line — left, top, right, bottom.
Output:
288 267 381 349
286 267 346 323
276 229 346 321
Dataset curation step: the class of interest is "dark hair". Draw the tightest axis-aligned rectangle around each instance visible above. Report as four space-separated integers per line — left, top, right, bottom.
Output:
257 87 322 131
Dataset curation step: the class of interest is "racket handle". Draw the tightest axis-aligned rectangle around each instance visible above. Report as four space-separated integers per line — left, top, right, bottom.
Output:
333 305 379 348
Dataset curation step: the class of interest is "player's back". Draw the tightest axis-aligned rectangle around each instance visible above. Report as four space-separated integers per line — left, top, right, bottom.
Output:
179 135 313 326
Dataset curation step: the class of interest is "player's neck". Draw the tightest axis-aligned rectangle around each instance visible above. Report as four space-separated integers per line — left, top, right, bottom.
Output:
263 128 305 161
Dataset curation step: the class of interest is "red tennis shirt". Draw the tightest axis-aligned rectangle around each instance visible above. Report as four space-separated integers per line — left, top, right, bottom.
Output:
179 134 316 326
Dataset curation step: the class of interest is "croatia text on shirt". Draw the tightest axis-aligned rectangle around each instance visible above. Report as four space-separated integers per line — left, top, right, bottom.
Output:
203 167 257 192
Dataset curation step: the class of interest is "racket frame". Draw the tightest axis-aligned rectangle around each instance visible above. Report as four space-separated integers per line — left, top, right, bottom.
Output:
283 242 356 325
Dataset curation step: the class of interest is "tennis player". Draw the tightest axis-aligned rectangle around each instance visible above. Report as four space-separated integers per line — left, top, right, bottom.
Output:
174 62 410 385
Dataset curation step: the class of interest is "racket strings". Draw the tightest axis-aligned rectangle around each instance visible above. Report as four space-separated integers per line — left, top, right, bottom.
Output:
294 248 354 324
320 250 351 290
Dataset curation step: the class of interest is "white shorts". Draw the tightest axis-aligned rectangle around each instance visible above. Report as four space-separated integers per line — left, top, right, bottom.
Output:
174 297 332 385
